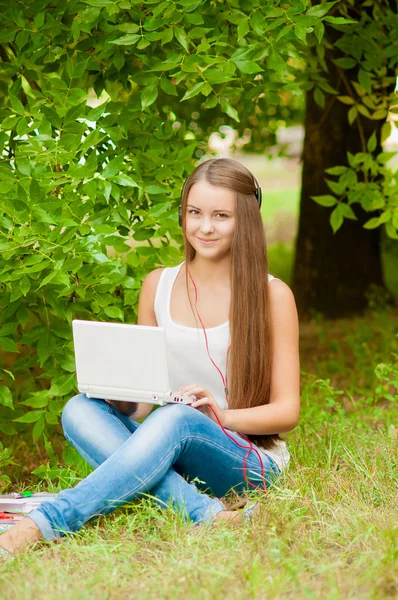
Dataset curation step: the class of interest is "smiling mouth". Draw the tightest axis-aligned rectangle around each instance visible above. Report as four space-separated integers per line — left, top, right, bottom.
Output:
197 238 218 243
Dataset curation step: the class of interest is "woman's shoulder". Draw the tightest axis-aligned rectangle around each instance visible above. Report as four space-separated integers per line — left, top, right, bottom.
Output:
267 278 299 331
140 268 165 302
141 262 182 296
138 268 166 325
142 267 165 288
268 276 295 302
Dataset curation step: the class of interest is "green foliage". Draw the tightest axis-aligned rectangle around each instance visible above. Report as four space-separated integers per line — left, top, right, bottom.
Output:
307 1 398 234
0 440 16 487
312 149 398 236
31 436 93 490
0 1 350 452
0 0 397 458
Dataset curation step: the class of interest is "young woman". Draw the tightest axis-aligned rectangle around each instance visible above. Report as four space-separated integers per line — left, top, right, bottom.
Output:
0 158 300 557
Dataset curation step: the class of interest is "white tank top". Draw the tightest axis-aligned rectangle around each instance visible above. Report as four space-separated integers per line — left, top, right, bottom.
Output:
154 262 290 472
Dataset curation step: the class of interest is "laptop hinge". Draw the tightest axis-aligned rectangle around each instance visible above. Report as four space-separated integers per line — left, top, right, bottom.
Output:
77 384 173 405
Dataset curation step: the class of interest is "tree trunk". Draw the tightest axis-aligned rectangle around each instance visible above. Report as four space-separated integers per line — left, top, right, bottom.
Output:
292 78 388 320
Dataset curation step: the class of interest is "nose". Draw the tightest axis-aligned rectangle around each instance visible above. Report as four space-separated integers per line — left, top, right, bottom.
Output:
200 215 214 234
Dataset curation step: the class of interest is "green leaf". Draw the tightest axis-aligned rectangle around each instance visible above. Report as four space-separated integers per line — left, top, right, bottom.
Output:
141 84 158 110
237 18 250 41
0 385 13 409
314 21 324 43
276 24 293 42
117 23 139 33
188 27 214 39
363 217 382 229
233 60 263 74
21 392 51 408
181 82 206 101
306 1 337 18
367 131 377 153
338 96 355 105
104 306 124 321
37 331 56 366
49 374 76 396
111 175 139 187
0 337 19 352
0 368 14 381
358 69 372 94
102 156 124 178
330 205 344 233
392 209 398 230
10 94 25 115
205 68 236 84
323 16 357 25
137 39 150 50
325 166 347 176
334 58 356 69
33 415 46 441
146 185 167 194
45 412 59 425
339 203 357 220
110 34 140 45
0 323 18 336
326 179 345 195
174 27 189 51
314 88 325 108
14 410 44 424
160 77 178 96
20 275 31 297
39 270 60 288
372 110 387 120
220 100 239 123
357 104 371 118
348 105 358 125
311 195 337 207
386 223 398 240
127 252 140 267
204 94 218 109
143 16 162 32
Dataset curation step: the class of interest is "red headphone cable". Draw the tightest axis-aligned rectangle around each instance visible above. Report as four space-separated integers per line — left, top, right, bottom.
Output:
188 269 267 494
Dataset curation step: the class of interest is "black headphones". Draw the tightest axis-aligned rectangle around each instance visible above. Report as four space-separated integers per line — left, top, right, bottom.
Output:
178 173 262 227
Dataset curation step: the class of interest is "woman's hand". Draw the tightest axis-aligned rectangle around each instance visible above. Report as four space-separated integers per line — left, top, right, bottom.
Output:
177 384 227 427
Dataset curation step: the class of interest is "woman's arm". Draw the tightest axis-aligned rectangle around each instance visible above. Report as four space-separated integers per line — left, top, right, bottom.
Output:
106 268 164 420
223 279 300 436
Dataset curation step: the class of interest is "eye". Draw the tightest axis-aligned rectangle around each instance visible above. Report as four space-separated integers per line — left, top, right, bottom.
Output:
188 209 200 215
216 213 229 218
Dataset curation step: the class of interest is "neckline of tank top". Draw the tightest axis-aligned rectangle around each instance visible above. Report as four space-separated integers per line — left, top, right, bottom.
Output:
167 262 230 332
166 262 278 333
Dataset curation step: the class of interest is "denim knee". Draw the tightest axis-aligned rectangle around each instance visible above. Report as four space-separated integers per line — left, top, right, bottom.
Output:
61 393 90 436
158 402 195 426
149 403 203 440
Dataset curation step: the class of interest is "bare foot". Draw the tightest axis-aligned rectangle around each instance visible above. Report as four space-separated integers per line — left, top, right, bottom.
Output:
0 517 43 555
213 510 243 526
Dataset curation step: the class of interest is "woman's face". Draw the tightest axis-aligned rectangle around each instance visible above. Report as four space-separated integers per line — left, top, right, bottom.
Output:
184 180 236 260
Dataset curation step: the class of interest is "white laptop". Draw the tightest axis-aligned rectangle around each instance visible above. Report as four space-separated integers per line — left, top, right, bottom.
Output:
72 320 194 406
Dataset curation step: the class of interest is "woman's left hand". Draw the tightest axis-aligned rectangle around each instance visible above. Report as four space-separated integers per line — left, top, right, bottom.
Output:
177 384 227 427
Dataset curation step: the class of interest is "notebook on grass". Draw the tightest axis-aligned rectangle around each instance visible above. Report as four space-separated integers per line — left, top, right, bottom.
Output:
72 320 195 406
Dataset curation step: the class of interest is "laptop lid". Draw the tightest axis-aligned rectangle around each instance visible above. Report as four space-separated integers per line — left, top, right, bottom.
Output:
72 320 172 403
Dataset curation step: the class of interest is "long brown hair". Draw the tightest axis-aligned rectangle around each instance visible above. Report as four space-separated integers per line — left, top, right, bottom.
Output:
180 158 280 450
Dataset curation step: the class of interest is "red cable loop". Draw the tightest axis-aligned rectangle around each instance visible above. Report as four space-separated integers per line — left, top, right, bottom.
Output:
188 269 267 494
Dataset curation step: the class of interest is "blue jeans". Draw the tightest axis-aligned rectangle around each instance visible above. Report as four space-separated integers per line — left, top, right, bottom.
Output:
28 394 280 540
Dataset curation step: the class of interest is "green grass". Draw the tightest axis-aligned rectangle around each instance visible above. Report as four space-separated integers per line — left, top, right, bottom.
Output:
1 306 397 600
